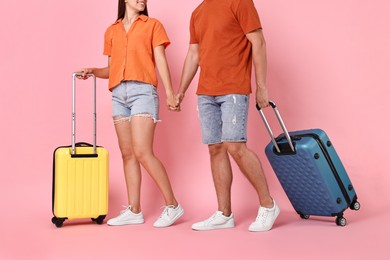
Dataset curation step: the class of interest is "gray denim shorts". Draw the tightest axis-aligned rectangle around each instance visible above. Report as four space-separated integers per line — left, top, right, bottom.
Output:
197 94 249 145
112 81 160 123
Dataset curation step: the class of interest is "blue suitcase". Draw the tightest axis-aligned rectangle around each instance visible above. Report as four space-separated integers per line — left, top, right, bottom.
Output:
257 101 360 226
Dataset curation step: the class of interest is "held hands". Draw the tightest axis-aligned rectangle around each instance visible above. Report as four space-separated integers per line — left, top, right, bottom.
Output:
167 94 180 112
176 92 184 107
167 92 185 112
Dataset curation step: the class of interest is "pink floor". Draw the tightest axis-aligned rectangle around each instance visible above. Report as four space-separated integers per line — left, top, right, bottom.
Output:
1 168 388 260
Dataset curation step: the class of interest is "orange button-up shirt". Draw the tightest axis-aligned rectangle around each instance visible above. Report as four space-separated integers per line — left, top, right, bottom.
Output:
190 0 262 96
103 15 170 91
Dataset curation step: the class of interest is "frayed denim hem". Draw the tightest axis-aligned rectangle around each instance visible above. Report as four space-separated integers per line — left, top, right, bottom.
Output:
113 113 161 124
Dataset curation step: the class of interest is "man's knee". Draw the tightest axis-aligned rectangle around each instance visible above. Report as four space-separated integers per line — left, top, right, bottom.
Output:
224 142 246 158
208 143 226 157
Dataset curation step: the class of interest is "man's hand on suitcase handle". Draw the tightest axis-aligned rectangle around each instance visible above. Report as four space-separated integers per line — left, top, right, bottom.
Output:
256 100 276 111
256 86 270 109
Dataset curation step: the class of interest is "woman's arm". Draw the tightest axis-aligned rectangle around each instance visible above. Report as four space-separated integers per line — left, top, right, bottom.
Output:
154 45 177 111
76 57 111 80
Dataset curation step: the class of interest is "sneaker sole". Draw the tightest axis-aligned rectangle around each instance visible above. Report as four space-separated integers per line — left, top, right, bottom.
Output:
107 219 145 226
192 222 235 231
153 209 185 228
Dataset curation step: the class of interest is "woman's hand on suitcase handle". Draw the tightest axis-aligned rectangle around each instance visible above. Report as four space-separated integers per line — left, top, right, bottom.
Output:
75 68 93 80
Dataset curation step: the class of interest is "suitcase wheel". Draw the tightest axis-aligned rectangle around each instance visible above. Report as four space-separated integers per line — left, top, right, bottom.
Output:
299 214 310 219
350 201 361 211
51 216 66 228
91 215 106 225
336 217 347 227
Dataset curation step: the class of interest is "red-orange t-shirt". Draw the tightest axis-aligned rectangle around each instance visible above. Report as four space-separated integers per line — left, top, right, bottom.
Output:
103 15 170 91
190 0 262 95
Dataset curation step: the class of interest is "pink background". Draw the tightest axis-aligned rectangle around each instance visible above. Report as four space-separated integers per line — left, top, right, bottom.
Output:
1 0 389 259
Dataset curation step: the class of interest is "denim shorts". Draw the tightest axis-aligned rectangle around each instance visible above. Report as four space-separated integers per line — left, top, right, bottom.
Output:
112 81 159 123
197 94 249 144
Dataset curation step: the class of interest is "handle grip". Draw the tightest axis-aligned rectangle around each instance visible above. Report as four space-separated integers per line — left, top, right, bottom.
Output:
71 73 97 155
256 101 295 153
72 72 95 78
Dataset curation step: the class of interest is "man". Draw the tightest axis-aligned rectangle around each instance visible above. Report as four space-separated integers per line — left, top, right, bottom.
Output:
177 0 279 232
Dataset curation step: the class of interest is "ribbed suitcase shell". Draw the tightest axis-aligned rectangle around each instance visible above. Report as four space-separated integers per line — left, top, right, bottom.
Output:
265 129 357 218
53 146 109 221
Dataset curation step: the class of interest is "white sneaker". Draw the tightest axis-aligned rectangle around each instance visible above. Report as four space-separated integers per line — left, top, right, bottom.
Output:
192 211 235 231
248 200 280 232
153 204 184 228
107 206 144 226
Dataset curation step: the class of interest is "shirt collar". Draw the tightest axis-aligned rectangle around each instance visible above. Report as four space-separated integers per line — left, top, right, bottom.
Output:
139 15 148 22
114 14 148 24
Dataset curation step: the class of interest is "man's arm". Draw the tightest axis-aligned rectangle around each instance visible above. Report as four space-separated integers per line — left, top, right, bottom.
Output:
177 44 199 105
246 29 269 108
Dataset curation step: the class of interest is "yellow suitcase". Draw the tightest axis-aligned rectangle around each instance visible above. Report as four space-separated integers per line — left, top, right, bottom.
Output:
51 73 109 228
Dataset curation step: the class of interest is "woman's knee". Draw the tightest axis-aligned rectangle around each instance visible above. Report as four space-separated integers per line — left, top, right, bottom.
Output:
132 147 153 163
120 149 137 162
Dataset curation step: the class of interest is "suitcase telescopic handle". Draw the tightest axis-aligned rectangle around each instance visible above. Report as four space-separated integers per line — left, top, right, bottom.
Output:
71 72 97 155
256 101 295 153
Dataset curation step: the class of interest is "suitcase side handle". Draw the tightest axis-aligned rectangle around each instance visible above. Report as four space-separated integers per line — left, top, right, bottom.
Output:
256 101 295 153
71 73 97 155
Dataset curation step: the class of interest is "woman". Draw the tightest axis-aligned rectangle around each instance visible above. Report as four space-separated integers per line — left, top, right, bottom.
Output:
77 0 184 228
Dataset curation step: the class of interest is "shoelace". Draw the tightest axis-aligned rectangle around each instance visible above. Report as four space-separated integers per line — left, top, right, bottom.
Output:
159 205 175 219
205 212 221 224
256 209 269 225
119 205 132 215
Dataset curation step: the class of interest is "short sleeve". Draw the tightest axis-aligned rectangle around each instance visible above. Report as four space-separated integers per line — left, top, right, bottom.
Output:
103 26 113 56
152 21 171 48
235 0 262 34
